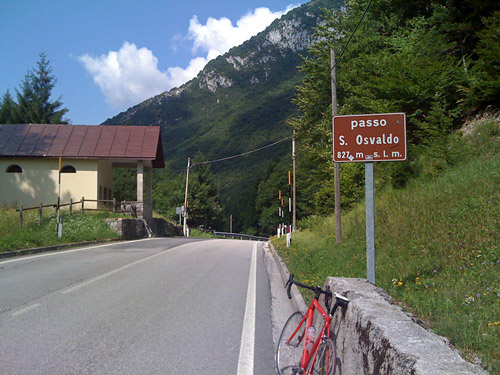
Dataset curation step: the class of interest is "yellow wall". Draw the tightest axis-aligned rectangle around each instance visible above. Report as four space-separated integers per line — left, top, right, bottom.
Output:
0 158 102 208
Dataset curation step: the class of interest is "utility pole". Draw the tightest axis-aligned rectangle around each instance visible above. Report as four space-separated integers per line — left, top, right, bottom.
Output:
331 49 342 244
292 132 297 231
183 157 191 237
288 170 292 230
278 190 282 237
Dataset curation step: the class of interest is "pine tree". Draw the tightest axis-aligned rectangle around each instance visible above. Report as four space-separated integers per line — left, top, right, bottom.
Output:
15 53 69 124
0 90 18 123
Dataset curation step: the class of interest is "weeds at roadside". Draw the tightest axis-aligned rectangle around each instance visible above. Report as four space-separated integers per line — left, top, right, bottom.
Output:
0 208 122 252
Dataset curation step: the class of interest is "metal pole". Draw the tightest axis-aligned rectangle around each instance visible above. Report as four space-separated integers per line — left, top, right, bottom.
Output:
183 157 191 237
292 132 297 231
230 214 233 233
288 170 292 229
365 162 376 284
57 170 61 225
331 49 342 244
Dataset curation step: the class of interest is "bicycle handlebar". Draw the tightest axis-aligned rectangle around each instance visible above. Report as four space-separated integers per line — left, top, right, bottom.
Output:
285 273 327 299
285 273 350 312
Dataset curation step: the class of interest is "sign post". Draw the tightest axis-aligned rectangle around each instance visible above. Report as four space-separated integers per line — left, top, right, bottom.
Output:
333 113 406 285
365 162 375 284
176 206 185 226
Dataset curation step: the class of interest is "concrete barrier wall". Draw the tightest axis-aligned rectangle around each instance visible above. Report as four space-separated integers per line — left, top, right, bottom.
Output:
269 243 488 375
325 277 488 375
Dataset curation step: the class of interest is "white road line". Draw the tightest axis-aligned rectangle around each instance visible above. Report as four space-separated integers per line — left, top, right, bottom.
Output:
237 242 258 375
61 246 178 294
11 303 41 317
0 238 162 266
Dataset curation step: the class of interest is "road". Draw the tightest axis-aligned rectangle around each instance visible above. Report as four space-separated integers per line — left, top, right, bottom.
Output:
0 238 277 375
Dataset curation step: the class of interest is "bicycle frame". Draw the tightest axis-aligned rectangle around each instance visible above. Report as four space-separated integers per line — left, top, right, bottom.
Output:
287 297 331 372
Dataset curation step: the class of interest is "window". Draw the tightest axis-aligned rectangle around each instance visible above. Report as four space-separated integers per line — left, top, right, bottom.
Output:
6 164 22 173
60 165 76 173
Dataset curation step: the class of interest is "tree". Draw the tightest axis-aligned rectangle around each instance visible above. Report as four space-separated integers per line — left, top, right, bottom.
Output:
254 160 293 236
113 168 137 202
467 11 500 108
289 0 500 217
185 155 225 229
188 165 225 229
152 168 186 222
15 53 69 124
0 90 17 123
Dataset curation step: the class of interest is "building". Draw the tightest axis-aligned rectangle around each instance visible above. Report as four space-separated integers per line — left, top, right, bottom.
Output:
0 124 164 220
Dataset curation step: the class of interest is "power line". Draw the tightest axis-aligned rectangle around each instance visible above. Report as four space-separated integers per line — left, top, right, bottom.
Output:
190 137 291 168
330 0 373 74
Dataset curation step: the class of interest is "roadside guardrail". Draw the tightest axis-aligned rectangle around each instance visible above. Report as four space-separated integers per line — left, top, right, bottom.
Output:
199 228 268 241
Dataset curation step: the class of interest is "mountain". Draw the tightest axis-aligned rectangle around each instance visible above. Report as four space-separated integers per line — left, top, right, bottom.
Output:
103 0 342 232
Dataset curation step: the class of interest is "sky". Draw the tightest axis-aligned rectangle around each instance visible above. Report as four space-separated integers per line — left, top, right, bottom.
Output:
0 0 305 125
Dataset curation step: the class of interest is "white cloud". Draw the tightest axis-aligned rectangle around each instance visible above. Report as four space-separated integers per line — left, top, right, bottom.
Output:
188 6 292 56
165 50 220 89
167 6 297 87
78 42 170 108
79 5 299 109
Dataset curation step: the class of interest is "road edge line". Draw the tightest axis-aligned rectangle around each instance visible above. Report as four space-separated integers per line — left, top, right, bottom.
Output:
237 242 257 375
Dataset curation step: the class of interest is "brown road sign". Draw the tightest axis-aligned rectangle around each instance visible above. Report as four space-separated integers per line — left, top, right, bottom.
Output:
333 113 406 162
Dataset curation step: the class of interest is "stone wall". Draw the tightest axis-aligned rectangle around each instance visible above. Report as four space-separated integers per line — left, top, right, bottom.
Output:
325 277 488 375
105 218 183 240
105 218 147 240
152 218 183 237
269 244 488 375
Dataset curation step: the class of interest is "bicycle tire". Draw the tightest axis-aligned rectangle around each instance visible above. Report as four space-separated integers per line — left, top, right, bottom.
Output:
276 311 305 375
307 337 336 375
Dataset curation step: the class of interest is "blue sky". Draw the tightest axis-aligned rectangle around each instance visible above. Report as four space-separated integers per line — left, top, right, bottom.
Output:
0 0 304 125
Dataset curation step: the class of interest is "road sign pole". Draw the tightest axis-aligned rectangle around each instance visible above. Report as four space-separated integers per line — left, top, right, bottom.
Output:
183 158 191 237
333 112 406 285
331 49 342 244
365 162 376 284
292 132 297 231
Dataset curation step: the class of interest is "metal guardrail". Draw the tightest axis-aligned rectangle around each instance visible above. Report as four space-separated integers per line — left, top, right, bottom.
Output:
211 231 269 242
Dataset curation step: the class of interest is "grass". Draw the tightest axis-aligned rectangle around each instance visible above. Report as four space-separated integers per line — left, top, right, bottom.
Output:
272 118 500 374
189 228 215 238
0 207 124 252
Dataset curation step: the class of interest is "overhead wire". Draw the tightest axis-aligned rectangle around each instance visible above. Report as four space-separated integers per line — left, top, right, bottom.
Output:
190 137 291 168
330 0 373 84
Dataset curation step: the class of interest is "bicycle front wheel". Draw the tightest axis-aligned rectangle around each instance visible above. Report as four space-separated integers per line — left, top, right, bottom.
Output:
276 311 305 375
307 338 336 375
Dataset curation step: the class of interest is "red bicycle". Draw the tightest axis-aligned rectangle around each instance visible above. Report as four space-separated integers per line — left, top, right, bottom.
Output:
276 274 350 375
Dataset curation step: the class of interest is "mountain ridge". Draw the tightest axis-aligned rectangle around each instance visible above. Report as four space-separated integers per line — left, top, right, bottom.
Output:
103 0 342 232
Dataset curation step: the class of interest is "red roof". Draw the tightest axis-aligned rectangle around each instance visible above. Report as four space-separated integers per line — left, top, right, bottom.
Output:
0 124 164 168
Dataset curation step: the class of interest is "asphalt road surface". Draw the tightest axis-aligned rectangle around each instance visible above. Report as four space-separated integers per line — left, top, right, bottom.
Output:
0 238 276 374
